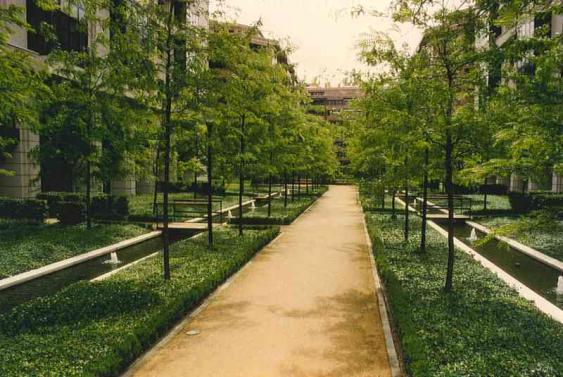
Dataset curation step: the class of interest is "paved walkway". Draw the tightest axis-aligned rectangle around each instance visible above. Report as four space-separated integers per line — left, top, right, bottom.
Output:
126 186 393 377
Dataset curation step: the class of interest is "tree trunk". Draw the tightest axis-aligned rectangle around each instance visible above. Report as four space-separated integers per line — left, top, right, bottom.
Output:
152 143 161 217
291 166 295 202
86 159 92 229
444 131 455 292
297 174 301 199
194 132 198 199
483 178 488 210
267 173 272 217
238 115 245 236
391 190 397 219
404 181 409 243
284 172 288 208
420 147 429 253
206 121 213 247
161 1 174 280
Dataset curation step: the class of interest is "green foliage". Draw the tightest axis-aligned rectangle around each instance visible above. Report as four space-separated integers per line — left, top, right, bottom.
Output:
36 192 84 217
364 212 563 376
0 223 146 278
91 195 129 220
57 201 85 225
0 198 47 222
0 227 279 376
230 197 316 225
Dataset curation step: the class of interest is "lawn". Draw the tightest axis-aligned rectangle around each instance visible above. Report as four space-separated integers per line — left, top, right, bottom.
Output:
364 212 563 376
478 216 563 262
0 227 279 376
0 220 147 279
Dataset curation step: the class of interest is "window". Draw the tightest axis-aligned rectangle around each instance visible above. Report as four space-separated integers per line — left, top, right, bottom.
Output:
26 0 88 55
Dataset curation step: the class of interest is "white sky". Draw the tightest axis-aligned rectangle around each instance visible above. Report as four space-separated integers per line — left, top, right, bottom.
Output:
210 0 423 85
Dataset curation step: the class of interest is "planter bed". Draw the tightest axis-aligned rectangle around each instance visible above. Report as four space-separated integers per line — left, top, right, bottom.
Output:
230 196 317 225
0 221 147 279
364 212 563 376
0 227 279 376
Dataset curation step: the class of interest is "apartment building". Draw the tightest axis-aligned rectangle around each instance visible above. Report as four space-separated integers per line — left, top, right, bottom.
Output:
0 0 209 198
477 5 563 193
306 85 363 171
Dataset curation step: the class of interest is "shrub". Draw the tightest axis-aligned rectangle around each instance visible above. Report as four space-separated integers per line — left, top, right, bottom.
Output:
57 202 85 225
508 192 563 213
0 198 47 222
91 195 129 220
479 184 508 195
37 192 84 217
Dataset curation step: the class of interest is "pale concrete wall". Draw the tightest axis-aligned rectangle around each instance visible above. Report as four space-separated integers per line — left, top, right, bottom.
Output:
111 177 136 196
496 176 510 186
0 127 40 198
6 0 27 49
553 173 563 193
510 173 527 192
136 179 154 195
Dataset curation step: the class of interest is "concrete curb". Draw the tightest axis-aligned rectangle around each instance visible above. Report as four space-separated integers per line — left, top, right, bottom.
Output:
0 231 162 291
359 195 403 377
395 197 563 324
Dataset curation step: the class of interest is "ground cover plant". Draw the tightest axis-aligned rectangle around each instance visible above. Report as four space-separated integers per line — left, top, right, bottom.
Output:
478 214 563 262
231 197 313 225
364 212 563 376
0 227 279 376
0 223 147 279
128 193 252 220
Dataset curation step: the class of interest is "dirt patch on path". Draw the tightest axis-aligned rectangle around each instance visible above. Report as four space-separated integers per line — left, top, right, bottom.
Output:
125 185 392 377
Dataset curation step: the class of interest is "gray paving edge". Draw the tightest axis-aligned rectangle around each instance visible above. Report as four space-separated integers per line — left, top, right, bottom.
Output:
359 198 403 377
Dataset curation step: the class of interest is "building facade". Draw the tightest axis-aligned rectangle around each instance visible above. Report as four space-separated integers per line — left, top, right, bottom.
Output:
0 0 209 198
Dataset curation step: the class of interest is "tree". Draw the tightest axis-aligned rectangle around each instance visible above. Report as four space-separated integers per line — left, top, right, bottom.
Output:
0 4 47 176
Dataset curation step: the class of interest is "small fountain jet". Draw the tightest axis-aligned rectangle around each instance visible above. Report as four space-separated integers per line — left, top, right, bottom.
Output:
251 201 256 212
468 228 479 243
227 210 233 219
556 276 563 296
104 252 121 265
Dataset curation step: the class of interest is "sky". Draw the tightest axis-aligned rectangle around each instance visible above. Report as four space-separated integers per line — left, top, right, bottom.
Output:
210 0 423 86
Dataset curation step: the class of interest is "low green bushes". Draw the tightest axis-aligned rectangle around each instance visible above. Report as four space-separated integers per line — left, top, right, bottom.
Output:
508 192 563 213
0 223 147 279
36 192 84 217
0 227 279 376
57 202 85 225
0 197 47 222
91 195 129 220
364 212 563 376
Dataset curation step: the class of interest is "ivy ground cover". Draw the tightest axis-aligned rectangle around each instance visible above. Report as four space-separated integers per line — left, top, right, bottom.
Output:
365 212 563 376
0 227 279 376
0 220 147 279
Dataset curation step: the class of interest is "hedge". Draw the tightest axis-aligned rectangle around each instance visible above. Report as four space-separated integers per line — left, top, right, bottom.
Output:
508 192 563 213
364 212 563 376
229 196 317 225
0 198 47 222
57 202 85 225
91 195 129 220
36 192 83 217
0 227 279 376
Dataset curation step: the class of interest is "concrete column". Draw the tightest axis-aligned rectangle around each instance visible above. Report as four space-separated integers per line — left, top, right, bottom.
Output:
111 177 136 196
485 176 496 184
0 127 41 198
552 173 562 193
496 176 509 186
136 179 155 195
510 173 527 193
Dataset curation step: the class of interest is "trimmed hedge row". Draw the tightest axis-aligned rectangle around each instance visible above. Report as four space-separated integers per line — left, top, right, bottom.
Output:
0 198 47 222
364 212 563 376
0 227 279 376
508 192 563 213
230 196 318 225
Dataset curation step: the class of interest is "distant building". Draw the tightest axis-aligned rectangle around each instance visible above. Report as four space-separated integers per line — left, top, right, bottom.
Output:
306 86 363 173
